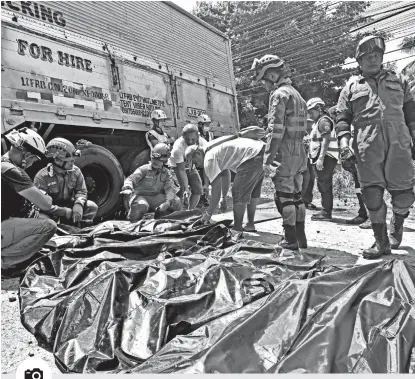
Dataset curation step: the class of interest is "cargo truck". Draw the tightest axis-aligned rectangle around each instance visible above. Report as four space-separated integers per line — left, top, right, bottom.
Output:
1 1 239 219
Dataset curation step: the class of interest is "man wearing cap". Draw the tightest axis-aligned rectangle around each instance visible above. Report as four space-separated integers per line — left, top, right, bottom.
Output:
1 127 57 271
336 35 415 258
307 97 339 221
120 143 182 222
251 54 308 250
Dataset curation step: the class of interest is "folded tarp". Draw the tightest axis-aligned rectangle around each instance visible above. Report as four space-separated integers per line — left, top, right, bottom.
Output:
19 213 415 373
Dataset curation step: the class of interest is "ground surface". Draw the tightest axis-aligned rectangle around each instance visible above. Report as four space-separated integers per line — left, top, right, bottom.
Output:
2 176 415 374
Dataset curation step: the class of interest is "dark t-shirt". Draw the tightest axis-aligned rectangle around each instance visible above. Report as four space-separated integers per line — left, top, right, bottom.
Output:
1 157 34 221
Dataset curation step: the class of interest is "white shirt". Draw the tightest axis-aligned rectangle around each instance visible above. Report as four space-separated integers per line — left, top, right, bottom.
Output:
168 135 208 168
204 137 265 182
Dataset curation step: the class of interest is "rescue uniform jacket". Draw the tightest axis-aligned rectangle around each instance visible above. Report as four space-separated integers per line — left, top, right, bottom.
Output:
265 77 308 176
145 128 170 151
336 70 415 139
124 163 177 202
34 164 88 217
336 69 415 190
309 115 339 163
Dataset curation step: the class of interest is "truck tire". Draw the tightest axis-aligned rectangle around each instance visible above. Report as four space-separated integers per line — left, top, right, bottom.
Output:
75 144 124 220
129 149 151 175
119 147 142 176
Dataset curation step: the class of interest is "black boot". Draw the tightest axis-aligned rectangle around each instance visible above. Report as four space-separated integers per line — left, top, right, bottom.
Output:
295 222 307 248
362 223 391 259
279 225 299 250
389 213 407 249
311 210 332 221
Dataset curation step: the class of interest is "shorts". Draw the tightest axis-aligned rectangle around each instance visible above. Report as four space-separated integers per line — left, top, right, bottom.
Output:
232 149 265 205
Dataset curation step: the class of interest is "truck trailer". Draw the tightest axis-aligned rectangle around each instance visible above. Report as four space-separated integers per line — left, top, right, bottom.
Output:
1 1 239 219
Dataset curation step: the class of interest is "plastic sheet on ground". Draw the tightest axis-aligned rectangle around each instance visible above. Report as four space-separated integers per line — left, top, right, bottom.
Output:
18 211 415 373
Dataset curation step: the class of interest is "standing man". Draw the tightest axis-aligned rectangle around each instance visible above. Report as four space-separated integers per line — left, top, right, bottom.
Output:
251 54 308 250
301 118 317 210
34 138 98 228
146 109 175 151
307 98 339 221
169 124 208 210
197 114 214 142
336 35 415 258
1 128 57 271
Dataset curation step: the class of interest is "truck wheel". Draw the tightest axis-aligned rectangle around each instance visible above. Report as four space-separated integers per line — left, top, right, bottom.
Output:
129 149 151 175
75 144 124 220
119 147 143 176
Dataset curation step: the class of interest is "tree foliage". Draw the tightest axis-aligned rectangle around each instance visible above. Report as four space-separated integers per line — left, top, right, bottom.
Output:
193 1 391 127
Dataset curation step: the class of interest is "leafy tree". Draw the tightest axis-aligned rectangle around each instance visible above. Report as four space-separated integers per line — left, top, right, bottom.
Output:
400 36 415 84
193 1 391 126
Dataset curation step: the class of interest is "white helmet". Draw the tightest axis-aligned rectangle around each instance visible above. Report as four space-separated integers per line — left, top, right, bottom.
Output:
356 35 385 60
251 54 284 81
5 127 47 157
306 97 325 111
150 109 167 120
197 114 211 123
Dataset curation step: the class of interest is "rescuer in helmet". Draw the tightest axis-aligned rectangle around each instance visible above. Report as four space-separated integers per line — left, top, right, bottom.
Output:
34 138 98 227
307 97 339 221
336 35 415 258
251 54 308 250
1 127 57 271
146 109 175 150
197 114 213 142
120 143 182 222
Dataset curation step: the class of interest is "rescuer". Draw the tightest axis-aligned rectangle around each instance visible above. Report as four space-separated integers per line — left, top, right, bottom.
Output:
34 138 98 227
146 109 175 150
186 126 266 238
120 143 182 222
336 35 415 258
197 114 214 142
251 54 308 250
169 124 208 210
1 127 57 271
307 97 339 221
301 118 317 210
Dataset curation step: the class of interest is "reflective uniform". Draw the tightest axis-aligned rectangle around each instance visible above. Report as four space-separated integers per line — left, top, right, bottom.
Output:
145 128 170 151
336 70 415 221
124 163 181 222
34 164 98 222
266 78 308 226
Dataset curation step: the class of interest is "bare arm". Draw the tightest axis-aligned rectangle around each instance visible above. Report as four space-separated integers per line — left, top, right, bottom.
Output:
19 187 53 212
174 162 189 192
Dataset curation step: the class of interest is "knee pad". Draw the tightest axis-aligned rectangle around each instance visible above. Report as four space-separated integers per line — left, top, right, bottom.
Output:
293 192 303 206
362 185 384 211
274 191 295 215
390 188 415 214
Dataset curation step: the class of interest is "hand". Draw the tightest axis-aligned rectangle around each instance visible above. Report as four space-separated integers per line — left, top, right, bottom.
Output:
316 157 324 171
339 146 355 164
157 202 170 212
64 207 72 220
183 190 190 199
120 186 133 195
240 126 267 140
72 203 83 223
263 163 279 178
168 137 175 144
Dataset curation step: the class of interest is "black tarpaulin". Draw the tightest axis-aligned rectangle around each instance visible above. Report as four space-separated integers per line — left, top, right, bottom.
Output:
18 214 415 373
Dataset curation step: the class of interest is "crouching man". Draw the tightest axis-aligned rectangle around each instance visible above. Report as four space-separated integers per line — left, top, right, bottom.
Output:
34 138 98 228
185 126 266 236
2 128 57 271
120 143 182 222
